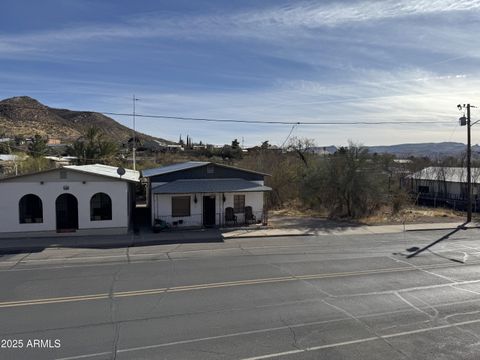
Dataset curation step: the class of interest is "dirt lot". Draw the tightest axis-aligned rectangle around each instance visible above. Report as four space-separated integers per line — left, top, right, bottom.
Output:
269 206 467 229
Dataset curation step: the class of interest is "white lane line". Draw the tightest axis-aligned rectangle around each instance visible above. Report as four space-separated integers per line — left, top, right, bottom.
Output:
54 318 351 360
241 317 480 360
55 351 111 360
55 316 480 360
242 337 380 360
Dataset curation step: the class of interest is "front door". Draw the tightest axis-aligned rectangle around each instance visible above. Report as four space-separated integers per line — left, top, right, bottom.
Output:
56 193 79 232
203 195 216 227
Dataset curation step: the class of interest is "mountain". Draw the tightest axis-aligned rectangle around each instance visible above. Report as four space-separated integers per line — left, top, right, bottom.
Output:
0 96 171 144
367 142 480 158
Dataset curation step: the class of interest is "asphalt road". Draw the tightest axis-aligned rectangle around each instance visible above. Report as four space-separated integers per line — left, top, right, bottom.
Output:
1 229 480 359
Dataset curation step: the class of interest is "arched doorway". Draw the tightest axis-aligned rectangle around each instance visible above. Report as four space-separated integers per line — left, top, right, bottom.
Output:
56 193 78 232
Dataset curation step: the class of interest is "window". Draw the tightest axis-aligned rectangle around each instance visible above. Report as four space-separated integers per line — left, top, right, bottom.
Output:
207 165 214 174
90 193 112 221
172 196 190 217
418 186 429 193
19 194 43 223
234 194 245 213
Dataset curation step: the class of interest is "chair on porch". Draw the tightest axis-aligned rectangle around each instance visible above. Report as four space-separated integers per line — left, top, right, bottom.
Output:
225 207 237 226
245 206 256 225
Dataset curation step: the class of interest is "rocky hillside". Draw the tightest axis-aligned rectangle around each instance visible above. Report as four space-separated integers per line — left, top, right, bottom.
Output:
0 96 171 144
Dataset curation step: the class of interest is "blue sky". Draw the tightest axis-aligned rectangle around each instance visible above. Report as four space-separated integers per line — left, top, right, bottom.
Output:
1 0 480 147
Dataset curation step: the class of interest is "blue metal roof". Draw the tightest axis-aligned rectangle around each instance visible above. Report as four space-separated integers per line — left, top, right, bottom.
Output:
152 178 272 194
141 161 209 178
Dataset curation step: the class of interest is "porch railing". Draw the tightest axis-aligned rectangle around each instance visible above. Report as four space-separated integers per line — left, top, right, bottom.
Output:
153 209 268 228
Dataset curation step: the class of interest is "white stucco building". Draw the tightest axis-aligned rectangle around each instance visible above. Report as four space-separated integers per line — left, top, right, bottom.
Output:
0 164 139 237
142 162 271 228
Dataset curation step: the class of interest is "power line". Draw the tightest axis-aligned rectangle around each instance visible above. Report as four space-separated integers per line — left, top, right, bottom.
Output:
0 103 456 126
281 123 299 148
102 112 452 125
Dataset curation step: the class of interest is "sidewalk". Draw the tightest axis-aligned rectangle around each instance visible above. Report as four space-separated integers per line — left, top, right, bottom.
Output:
221 221 480 238
0 221 478 253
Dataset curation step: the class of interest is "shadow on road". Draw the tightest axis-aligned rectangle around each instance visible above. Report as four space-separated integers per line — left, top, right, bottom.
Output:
403 221 469 261
0 229 224 256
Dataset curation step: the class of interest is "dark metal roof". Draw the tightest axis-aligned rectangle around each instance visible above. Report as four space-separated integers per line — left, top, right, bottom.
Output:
152 178 272 194
141 161 209 178
141 161 270 178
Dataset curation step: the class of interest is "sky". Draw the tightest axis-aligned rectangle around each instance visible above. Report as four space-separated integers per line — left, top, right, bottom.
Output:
1 0 480 147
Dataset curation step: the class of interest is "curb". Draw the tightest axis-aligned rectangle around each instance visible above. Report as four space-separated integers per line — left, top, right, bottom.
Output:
405 225 480 232
223 233 317 239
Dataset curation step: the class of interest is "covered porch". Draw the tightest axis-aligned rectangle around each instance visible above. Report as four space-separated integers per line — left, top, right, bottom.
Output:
151 178 271 229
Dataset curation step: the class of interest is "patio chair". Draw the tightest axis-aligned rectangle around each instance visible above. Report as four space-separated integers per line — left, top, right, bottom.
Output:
245 206 256 225
225 207 237 226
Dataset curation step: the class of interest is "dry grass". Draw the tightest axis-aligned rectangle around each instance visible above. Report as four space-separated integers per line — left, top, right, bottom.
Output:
269 200 328 218
270 202 467 225
360 206 465 225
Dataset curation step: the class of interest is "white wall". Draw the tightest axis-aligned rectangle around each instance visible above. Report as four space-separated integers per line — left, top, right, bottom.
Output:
0 180 130 234
413 180 473 197
152 193 209 227
223 192 264 224
152 191 265 227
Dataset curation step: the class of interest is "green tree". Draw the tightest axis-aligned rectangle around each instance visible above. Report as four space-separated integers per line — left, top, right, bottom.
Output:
0 141 11 154
300 143 387 218
28 135 48 158
67 126 117 165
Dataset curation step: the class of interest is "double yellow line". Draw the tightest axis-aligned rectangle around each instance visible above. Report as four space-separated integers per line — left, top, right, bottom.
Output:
0 261 468 309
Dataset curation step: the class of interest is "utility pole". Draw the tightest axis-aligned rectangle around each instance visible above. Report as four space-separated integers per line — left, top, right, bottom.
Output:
459 104 475 223
467 104 472 223
132 95 139 171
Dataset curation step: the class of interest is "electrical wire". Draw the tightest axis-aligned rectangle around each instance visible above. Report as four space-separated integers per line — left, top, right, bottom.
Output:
281 123 299 148
0 103 456 126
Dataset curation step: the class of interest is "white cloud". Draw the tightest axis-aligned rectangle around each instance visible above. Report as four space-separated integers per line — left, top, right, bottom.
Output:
3 66 479 146
78 68 479 146
238 0 480 29
1 0 479 57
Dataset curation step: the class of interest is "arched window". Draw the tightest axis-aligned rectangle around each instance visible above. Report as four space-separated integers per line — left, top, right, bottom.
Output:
19 194 43 223
90 193 112 221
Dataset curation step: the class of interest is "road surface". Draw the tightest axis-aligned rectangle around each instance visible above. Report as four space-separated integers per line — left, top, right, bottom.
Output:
1 229 480 359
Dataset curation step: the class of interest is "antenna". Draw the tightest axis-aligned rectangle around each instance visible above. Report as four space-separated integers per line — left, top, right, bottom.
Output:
117 167 126 179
